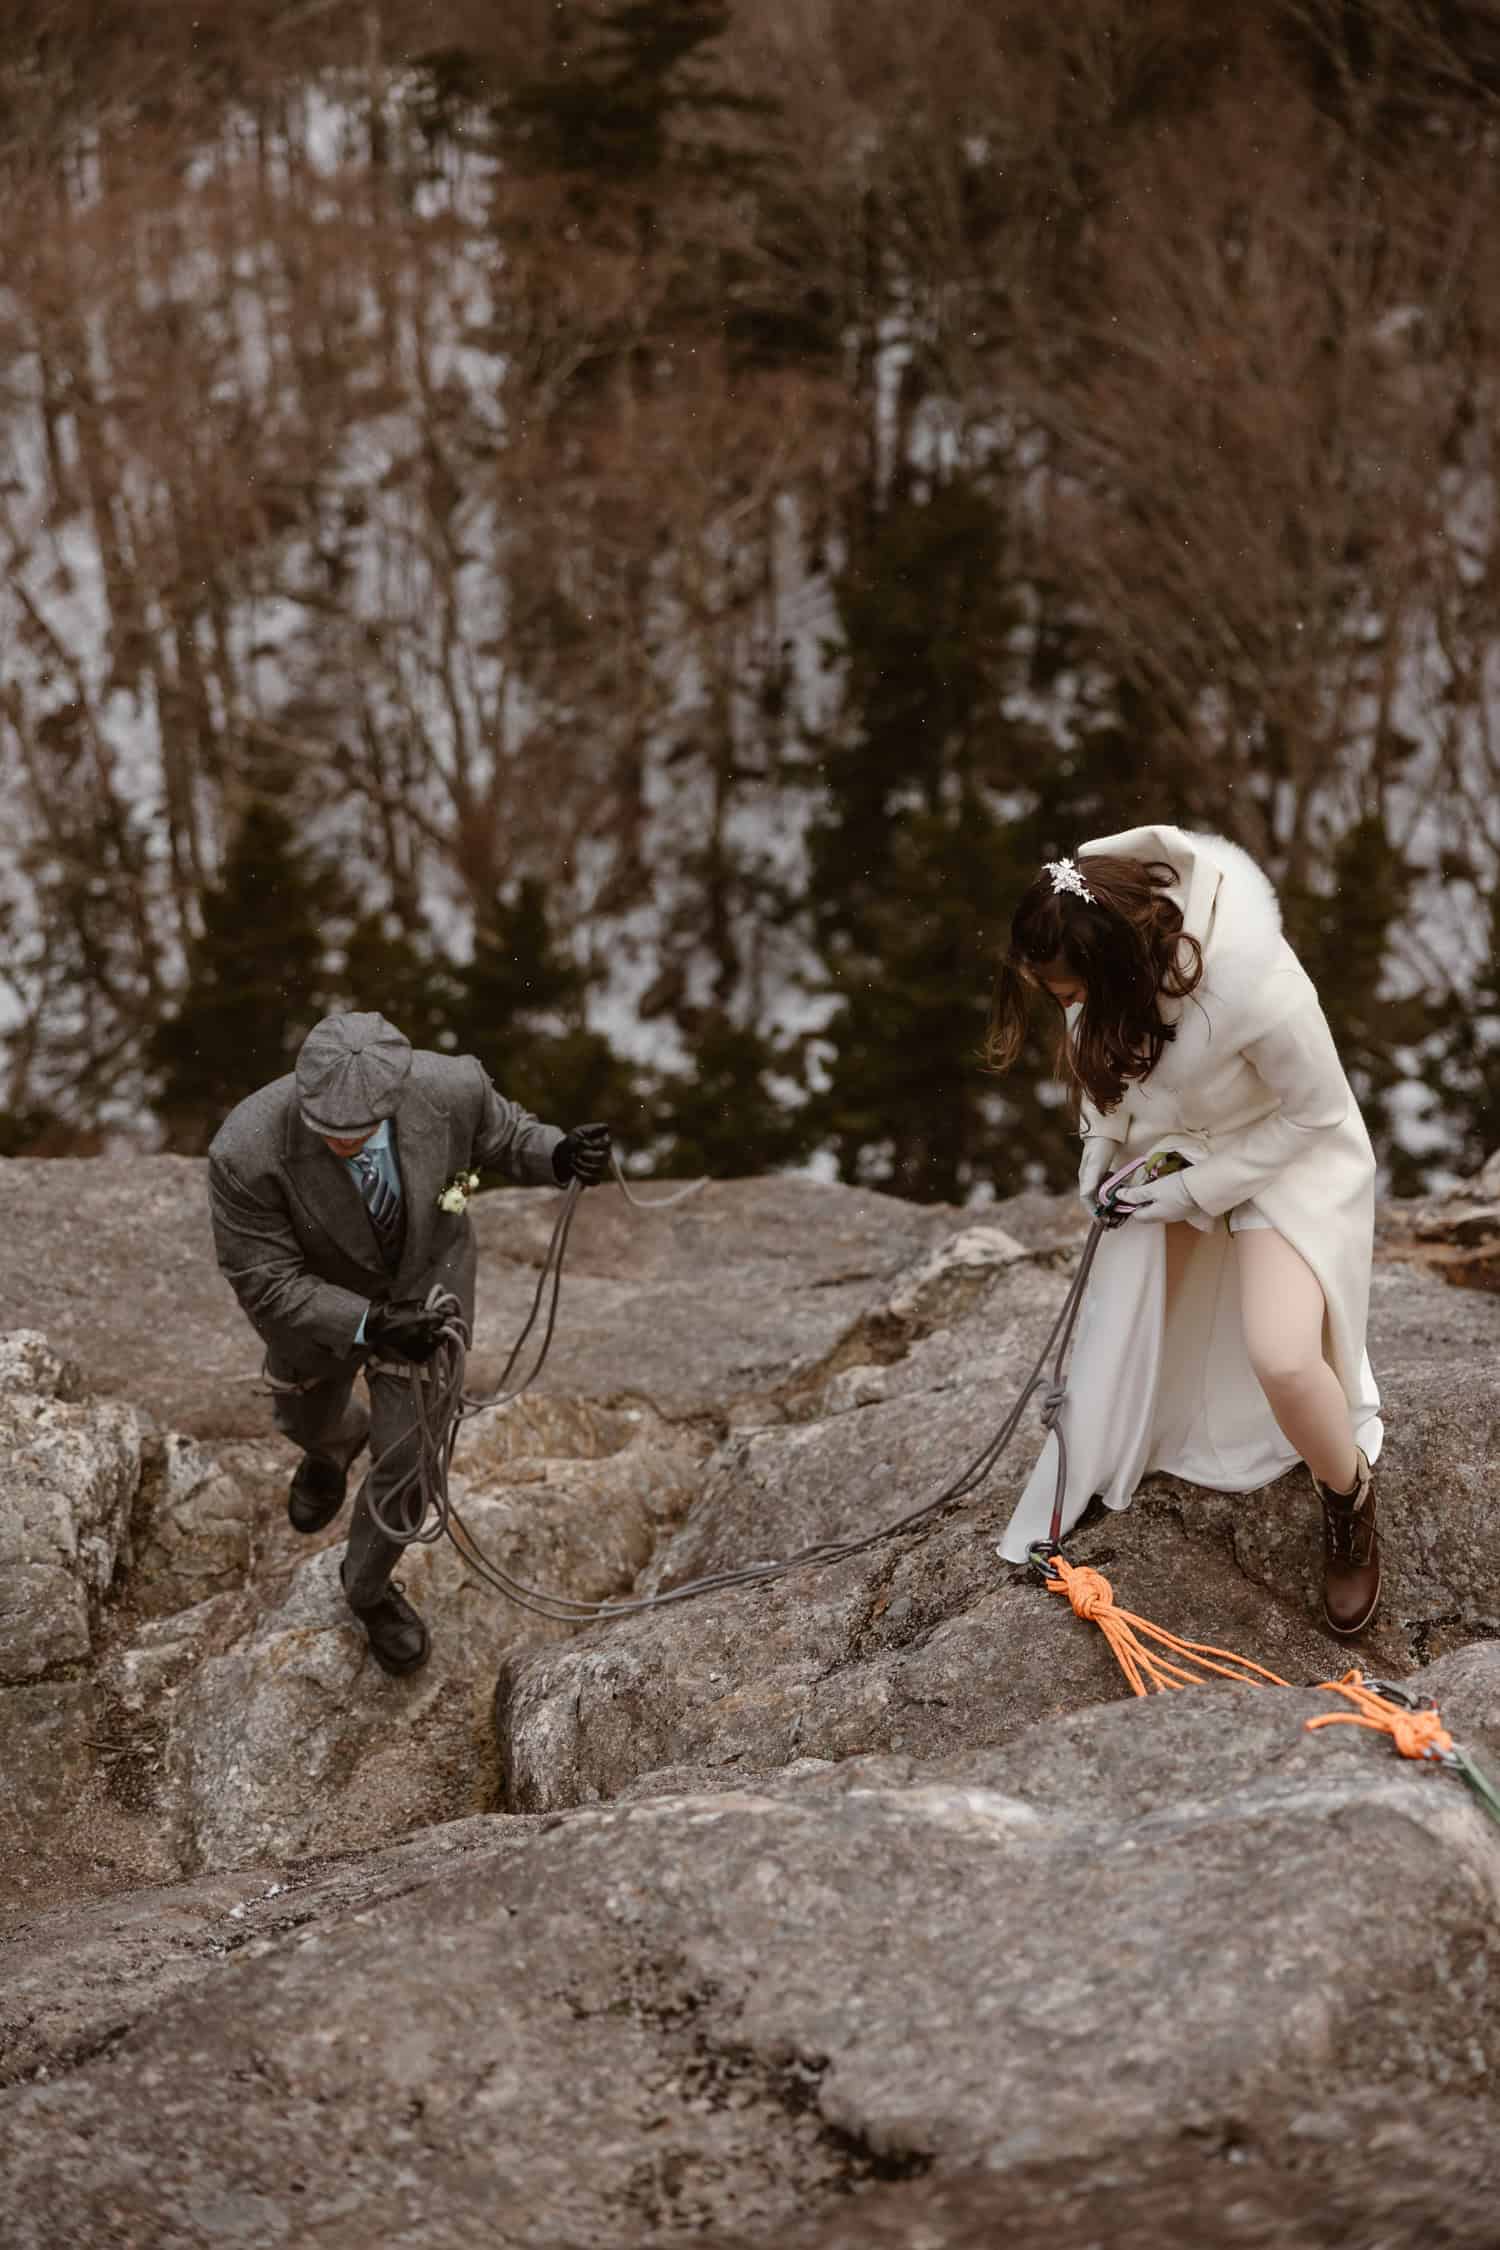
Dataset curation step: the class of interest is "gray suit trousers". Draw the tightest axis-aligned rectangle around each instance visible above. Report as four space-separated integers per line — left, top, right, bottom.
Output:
271 1359 432 1610
268 1224 477 1611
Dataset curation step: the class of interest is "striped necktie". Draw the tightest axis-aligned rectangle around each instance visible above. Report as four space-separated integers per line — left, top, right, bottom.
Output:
351 1148 402 1266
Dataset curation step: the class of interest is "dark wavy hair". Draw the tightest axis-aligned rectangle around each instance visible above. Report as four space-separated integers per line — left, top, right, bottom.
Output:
984 854 1205 1114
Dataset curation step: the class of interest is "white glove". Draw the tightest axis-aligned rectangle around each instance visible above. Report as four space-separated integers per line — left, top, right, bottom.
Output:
1116 1169 1200 1225
1077 1137 1112 1218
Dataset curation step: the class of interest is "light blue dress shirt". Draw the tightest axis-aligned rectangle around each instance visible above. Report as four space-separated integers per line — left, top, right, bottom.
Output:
347 1119 402 1343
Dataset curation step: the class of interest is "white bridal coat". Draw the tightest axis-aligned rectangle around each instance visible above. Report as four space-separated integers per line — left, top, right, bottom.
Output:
998 824 1383 1563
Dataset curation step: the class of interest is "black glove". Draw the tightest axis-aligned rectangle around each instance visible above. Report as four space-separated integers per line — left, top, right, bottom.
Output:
553 1122 612 1187
365 1299 449 1363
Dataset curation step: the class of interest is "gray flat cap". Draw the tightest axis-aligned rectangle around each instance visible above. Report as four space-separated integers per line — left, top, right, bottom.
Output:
296 1012 413 1135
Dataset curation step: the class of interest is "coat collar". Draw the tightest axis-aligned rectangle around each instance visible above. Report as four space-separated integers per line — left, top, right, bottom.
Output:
1078 824 1285 1017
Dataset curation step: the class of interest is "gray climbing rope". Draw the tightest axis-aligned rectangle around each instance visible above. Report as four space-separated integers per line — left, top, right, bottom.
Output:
356 1169 1109 1623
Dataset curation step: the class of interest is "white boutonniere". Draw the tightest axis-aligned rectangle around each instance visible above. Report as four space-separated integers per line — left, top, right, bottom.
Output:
437 1169 481 1215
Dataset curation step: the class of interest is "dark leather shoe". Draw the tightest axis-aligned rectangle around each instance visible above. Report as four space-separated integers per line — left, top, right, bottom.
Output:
1315 1449 1381 1636
341 1567 431 1676
288 1453 348 1534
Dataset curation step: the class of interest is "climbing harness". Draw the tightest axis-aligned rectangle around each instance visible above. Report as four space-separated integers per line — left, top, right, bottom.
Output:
345 1158 1108 1624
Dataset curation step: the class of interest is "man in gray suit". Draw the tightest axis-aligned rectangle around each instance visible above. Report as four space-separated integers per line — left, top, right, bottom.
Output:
208 1012 612 1675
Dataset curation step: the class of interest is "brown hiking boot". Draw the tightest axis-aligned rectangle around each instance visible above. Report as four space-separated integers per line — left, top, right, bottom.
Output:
1313 1448 1380 1636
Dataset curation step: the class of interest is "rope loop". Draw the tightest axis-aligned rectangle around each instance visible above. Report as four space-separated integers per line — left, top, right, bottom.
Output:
338 1191 1112 1625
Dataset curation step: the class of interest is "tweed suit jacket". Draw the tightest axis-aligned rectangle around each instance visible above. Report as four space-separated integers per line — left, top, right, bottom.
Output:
208 1050 565 1377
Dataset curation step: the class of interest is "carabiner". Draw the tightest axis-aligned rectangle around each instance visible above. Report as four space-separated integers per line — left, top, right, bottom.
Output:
1360 1676 1439 1715
1026 1539 1067 1586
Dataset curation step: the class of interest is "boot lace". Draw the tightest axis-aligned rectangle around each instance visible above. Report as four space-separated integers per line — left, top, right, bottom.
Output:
1322 1494 1373 1566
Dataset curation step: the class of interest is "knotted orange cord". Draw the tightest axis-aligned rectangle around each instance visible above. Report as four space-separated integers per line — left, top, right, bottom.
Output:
1044 1554 1294 1696
1305 1670 1455 1763
1041 1557 1469 1780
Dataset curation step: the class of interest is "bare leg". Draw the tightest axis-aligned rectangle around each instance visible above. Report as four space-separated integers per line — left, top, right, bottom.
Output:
1235 1229 1358 1492
1161 1220 1197 1328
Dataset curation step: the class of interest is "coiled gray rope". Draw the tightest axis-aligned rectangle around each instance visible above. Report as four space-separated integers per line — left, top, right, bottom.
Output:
357 1174 1109 1623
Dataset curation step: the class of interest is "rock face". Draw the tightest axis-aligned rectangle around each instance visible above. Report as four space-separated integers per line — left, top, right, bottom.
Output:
2 1159 1500 2247
0 1164 970 1435
0 1333 140 1679
128 1435 260 1619
165 1408 708 1872
0 1334 145 1897
4 1654 1500 2247
498 1251 1500 1812
1378 1144 1500 1291
0 1174 982 1907
0 1156 246 1438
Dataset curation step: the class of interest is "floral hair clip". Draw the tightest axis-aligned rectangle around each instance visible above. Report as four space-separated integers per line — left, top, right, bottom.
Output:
437 1169 481 1215
1044 858 1095 904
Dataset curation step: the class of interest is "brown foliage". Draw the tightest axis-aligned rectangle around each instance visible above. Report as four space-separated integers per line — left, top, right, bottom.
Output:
1 0 1499 1150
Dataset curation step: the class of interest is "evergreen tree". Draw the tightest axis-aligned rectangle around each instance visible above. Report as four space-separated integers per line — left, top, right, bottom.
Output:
809 812 1023 1202
498 1 761 190
338 909 459 1058
805 477 1059 1202
150 797 338 1152
1282 814 1431 1188
0 1101 69 1158
1412 877 1500 1188
649 1011 810 1180
488 0 776 381
444 878 645 1159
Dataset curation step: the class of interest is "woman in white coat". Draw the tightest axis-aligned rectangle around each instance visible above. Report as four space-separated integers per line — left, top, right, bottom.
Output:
987 825 1383 1634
